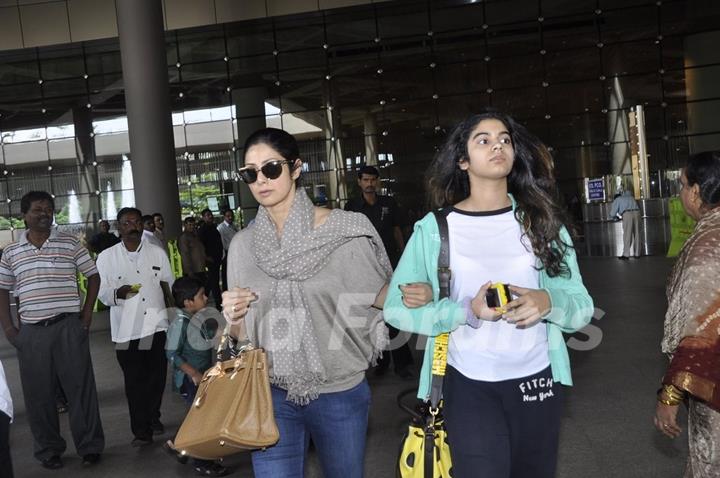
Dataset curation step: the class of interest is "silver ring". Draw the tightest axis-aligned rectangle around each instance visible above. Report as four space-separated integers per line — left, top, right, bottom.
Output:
231 304 237 313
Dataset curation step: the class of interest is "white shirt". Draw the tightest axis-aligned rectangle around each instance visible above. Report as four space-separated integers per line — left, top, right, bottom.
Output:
96 238 175 343
0 360 12 421
446 207 549 382
143 229 166 251
217 221 238 252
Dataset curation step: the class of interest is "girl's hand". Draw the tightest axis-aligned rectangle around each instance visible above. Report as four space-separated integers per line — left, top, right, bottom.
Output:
221 287 257 325
400 282 433 308
502 285 550 328
470 281 503 321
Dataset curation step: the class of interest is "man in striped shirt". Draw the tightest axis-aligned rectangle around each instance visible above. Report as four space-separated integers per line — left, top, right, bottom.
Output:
0 191 105 470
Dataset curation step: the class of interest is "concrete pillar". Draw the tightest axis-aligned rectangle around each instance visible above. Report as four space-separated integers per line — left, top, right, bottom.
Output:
233 87 266 224
71 106 99 226
608 76 631 175
363 112 378 166
684 30 720 154
323 84 346 208
116 0 181 239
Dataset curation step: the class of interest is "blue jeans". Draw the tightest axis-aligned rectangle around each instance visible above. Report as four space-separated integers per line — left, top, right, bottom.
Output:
251 379 371 478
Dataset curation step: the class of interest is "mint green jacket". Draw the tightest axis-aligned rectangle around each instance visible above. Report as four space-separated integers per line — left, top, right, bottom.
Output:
384 203 594 400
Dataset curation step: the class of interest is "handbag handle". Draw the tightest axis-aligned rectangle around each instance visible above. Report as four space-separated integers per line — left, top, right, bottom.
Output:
194 348 262 407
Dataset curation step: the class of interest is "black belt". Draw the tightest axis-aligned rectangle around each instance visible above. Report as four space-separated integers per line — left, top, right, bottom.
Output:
25 313 74 327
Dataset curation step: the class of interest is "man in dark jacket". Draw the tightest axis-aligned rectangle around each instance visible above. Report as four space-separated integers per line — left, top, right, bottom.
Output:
197 209 223 311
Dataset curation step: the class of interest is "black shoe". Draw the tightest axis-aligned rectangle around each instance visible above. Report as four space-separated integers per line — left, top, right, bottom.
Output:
163 440 189 464
82 453 101 467
41 455 63 470
194 462 229 476
131 436 154 447
618 256 629 261
151 419 165 435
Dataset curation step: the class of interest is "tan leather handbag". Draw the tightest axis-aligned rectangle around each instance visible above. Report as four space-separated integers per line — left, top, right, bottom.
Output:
173 338 279 460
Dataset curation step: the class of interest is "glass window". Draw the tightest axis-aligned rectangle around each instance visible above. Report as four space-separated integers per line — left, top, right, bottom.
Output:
437 93 492 127
226 22 275 57
378 3 428 39
325 8 376 46
546 48 601 82
603 39 660 76
38 46 85 80
486 0 537 25
600 5 658 43
491 54 544 89
541 0 596 18
546 81 603 116
42 78 88 99
435 61 488 96
177 29 226 63
430 2 484 33
0 52 39 85
274 18 324 51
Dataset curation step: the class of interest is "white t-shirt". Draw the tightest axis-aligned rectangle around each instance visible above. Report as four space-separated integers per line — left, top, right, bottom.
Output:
446 206 550 382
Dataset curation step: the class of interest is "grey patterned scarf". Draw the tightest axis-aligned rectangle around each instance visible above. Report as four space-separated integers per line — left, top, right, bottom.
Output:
252 188 392 404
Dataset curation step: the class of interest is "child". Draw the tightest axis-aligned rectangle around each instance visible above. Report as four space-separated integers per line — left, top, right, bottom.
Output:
165 276 229 477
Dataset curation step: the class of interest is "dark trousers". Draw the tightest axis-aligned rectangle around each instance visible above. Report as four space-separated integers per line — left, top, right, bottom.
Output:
115 332 167 440
0 412 13 478
376 324 413 372
206 261 222 309
443 365 563 478
14 314 105 461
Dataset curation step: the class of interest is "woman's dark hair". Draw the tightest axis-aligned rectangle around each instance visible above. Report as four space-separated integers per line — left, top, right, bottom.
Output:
172 276 204 308
243 127 301 186
684 151 720 208
426 111 572 277
20 191 54 214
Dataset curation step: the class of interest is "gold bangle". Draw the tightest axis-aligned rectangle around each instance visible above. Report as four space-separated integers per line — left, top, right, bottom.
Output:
663 384 686 401
658 396 681 406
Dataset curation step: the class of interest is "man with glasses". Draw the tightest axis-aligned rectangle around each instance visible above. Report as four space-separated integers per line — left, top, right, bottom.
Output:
96 208 174 447
0 191 105 470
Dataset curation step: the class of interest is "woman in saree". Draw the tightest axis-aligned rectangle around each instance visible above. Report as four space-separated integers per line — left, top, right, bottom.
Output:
655 150 720 477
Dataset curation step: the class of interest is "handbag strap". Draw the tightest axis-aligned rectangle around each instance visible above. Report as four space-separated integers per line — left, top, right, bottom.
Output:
429 208 452 411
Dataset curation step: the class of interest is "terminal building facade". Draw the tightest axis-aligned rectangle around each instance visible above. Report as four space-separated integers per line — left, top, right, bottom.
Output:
0 0 719 247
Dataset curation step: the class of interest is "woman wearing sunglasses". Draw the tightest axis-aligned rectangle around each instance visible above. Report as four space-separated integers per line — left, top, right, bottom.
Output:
221 128 392 478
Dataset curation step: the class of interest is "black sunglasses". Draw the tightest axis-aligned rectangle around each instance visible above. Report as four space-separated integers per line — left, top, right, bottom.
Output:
237 159 294 184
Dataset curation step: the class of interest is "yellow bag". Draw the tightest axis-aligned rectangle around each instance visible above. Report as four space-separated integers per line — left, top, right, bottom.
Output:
397 391 453 478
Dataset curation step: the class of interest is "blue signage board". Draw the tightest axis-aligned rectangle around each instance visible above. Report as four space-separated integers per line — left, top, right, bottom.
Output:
587 178 605 202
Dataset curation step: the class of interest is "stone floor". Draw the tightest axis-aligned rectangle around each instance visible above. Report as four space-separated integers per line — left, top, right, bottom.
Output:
2 255 689 477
